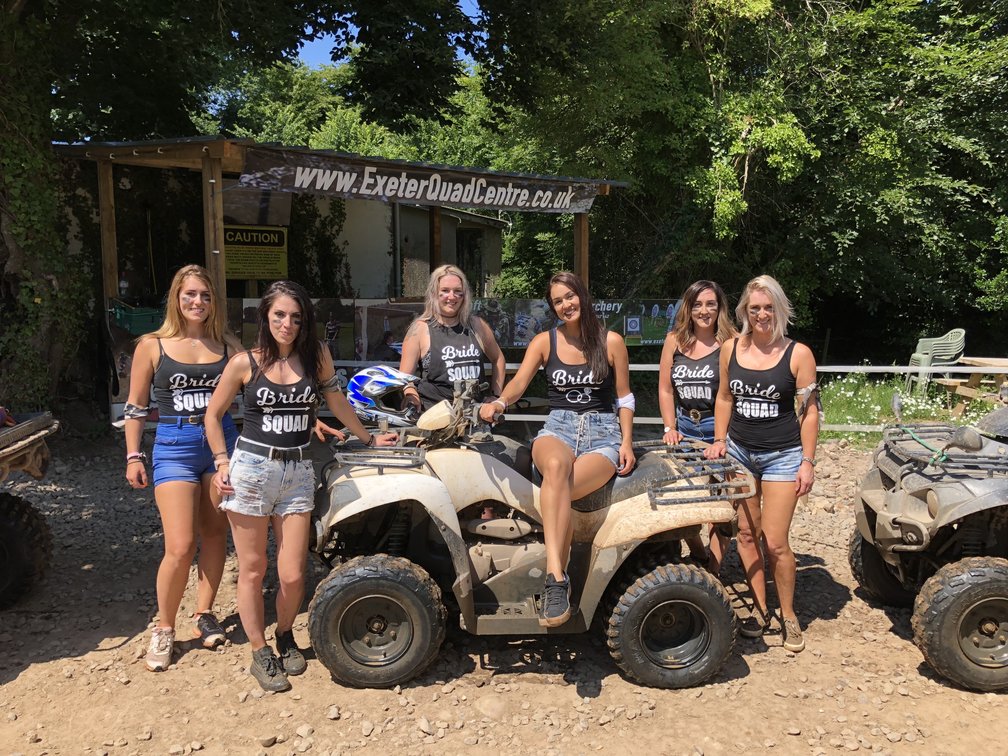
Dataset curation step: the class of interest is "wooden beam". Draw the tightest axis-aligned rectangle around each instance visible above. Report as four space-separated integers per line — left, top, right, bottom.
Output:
573 212 589 285
97 161 118 305
428 206 442 271
202 156 227 326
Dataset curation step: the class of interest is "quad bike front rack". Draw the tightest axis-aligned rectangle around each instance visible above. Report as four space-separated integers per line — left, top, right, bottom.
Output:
332 445 426 470
882 425 1008 475
637 439 757 507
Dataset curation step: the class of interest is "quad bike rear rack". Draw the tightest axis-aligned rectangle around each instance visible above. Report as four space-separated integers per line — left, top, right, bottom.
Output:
637 439 757 507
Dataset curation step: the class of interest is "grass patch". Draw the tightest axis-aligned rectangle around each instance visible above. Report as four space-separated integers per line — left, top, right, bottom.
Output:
820 373 995 446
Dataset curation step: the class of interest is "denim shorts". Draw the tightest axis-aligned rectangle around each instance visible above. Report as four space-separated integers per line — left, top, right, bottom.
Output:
152 416 237 487
727 437 802 482
535 409 621 467
219 444 315 518
676 411 715 444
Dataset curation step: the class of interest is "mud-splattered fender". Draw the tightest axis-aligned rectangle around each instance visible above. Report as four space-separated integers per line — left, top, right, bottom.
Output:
314 470 475 631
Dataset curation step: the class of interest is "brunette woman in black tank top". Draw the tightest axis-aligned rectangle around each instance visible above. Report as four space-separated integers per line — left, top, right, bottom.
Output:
204 281 397 692
123 265 243 671
704 275 819 653
658 280 738 572
478 272 636 627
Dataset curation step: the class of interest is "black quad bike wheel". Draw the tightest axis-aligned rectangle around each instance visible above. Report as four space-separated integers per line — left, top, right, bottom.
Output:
606 562 736 688
308 554 446 688
848 528 914 608
0 492 53 609
912 557 1008 692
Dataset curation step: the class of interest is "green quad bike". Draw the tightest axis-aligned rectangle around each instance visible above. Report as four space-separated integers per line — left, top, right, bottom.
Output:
850 396 1008 691
306 381 756 690
0 412 59 609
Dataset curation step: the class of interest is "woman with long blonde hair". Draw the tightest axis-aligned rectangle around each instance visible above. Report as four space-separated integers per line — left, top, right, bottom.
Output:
399 264 505 411
123 264 241 672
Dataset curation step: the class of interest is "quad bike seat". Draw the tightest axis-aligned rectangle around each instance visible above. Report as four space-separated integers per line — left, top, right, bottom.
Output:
472 435 669 512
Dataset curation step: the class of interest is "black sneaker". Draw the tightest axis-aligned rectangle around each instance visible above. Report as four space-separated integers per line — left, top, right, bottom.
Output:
195 612 227 649
250 646 291 693
738 610 768 639
276 630 307 676
539 572 572 628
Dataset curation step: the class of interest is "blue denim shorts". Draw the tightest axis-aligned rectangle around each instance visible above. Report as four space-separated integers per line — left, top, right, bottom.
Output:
219 444 315 518
152 416 237 487
676 411 715 444
727 437 802 482
535 409 621 467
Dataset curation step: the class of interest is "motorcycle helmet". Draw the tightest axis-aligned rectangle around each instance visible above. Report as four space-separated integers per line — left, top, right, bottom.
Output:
347 365 421 426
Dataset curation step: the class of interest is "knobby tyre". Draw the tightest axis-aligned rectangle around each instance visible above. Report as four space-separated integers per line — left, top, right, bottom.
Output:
606 562 736 688
912 556 1008 692
307 554 446 688
0 492 52 609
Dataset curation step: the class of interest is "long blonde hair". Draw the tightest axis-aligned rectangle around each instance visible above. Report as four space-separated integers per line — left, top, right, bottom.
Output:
671 280 737 350
416 264 485 350
735 274 794 344
149 264 225 343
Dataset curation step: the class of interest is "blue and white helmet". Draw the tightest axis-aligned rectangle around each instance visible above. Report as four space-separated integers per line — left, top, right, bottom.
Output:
347 365 421 427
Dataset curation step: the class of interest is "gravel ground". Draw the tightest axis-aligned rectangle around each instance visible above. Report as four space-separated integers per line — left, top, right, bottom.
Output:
1 435 1006 755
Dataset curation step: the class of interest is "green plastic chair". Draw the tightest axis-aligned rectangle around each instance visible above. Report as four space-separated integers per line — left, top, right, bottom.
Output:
906 328 966 393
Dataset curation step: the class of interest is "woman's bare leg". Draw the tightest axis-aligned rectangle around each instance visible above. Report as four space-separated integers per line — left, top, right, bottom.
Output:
153 481 200 629
194 471 228 614
532 436 575 581
226 511 270 649
272 511 311 634
760 481 800 620
735 483 767 616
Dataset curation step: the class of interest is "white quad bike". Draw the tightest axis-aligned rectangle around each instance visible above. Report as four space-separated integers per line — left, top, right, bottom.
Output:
307 381 755 689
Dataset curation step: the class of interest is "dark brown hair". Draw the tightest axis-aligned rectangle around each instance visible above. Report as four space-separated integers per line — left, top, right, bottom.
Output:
671 280 737 349
256 280 320 380
545 271 609 380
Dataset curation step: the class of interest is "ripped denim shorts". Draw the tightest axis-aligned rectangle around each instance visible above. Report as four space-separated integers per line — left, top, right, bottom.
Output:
219 441 315 518
534 409 621 468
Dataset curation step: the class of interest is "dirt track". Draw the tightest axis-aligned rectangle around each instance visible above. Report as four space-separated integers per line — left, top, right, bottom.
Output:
2 437 1006 755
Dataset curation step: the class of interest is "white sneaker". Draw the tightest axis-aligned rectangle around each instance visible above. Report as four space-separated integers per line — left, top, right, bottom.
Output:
145 627 175 671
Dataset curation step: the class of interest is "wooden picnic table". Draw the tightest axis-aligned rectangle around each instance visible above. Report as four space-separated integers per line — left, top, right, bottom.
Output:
945 357 1008 417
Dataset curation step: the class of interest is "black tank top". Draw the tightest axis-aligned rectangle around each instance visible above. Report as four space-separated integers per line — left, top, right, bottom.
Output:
672 346 720 414
544 329 615 414
241 352 318 448
417 320 487 409
727 339 801 450
151 339 228 417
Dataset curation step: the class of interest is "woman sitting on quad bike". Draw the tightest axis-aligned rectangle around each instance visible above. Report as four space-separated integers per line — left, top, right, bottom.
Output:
478 271 635 628
399 264 505 413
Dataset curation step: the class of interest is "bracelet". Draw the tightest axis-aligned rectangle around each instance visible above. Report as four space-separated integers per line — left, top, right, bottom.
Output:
214 459 230 471
492 398 507 411
212 450 229 460
126 458 145 466
713 438 727 444
366 433 375 447
801 455 817 466
663 426 674 434
126 451 147 463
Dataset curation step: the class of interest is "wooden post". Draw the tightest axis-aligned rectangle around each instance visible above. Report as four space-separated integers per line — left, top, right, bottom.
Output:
97 161 118 306
202 156 227 327
428 206 442 271
573 212 589 285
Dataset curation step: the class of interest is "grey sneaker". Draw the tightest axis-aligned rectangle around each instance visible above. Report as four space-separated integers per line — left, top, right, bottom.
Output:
195 612 226 649
738 611 767 639
145 627 175 671
538 573 571 628
276 630 307 676
250 646 291 692
782 617 805 653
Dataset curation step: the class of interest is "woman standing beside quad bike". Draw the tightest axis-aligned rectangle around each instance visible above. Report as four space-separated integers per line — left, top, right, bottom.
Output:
658 279 738 574
478 271 636 627
704 274 820 652
123 265 242 672
205 280 397 693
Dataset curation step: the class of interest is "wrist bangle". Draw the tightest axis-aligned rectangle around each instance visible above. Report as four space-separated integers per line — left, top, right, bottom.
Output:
492 399 507 411
126 458 145 466
801 455 817 466
713 438 726 444
366 433 375 447
214 459 230 471
126 451 147 463
212 451 228 460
